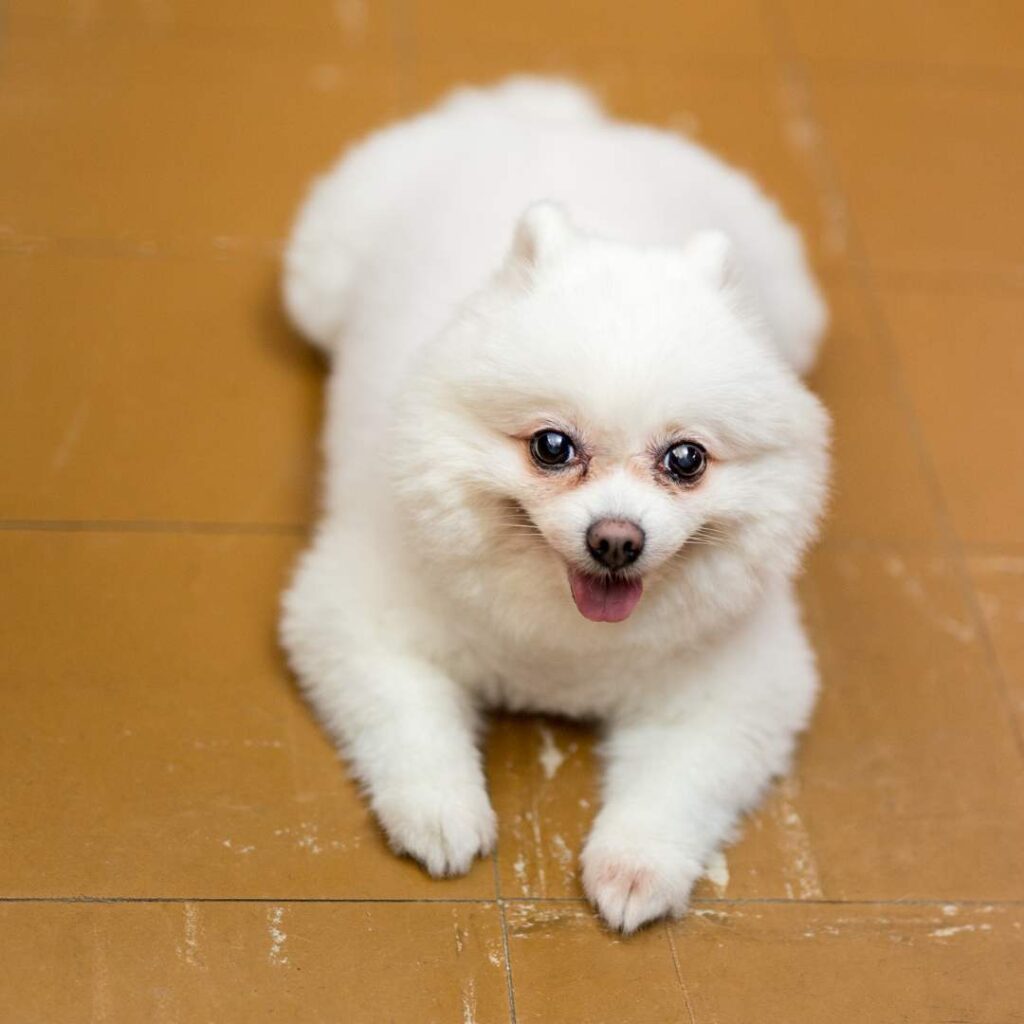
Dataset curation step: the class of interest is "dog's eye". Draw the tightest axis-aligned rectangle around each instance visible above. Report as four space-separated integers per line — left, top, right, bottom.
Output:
530 430 576 468
663 441 707 482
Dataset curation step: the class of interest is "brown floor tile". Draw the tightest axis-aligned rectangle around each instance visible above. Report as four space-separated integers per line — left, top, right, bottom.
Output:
490 716 842 904
670 901 1024 1023
810 278 944 543
408 58 840 272
798 546 1024 900
0 901 510 1024
811 71 1024 284
410 0 772 62
8 0 397 55
878 286 1024 547
0 32 398 249
0 253 321 524
968 552 1024 741
0 531 493 899
4 0 1024 1016
781 0 1024 76
505 901 689 1023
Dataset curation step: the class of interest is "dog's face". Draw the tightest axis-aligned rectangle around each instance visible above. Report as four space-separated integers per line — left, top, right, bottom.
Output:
393 204 829 639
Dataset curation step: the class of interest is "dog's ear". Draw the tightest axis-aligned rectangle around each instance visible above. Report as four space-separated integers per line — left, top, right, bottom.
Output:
683 229 771 341
682 230 736 288
505 201 575 275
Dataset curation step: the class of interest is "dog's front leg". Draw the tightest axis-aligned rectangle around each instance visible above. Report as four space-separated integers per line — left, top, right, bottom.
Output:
282 550 495 877
581 600 818 932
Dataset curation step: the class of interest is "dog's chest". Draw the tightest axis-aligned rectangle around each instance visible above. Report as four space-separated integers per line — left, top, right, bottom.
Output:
452 633 670 718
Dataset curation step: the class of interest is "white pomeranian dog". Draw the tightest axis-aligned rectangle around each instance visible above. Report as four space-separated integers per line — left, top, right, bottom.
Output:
280 77 830 933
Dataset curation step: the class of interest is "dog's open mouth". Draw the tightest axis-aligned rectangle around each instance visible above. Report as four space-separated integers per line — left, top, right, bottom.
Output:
568 570 644 623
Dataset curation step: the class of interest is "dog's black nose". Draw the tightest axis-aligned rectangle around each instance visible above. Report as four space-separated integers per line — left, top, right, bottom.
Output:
586 519 645 570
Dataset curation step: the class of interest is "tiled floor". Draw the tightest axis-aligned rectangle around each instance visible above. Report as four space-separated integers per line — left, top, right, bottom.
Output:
2 1 1022 1021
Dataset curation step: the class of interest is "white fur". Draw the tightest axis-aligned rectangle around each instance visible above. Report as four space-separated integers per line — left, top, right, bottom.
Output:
280 77 831 932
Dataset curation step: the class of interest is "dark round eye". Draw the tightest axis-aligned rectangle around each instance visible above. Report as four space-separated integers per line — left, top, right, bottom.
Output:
530 430 576 468
663 441 707 482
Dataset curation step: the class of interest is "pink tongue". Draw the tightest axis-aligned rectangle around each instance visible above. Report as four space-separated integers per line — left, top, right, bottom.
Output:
568 571 644 623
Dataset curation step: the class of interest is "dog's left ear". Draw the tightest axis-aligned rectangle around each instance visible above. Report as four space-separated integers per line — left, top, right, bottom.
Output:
504 201 575 280
682 230 736 288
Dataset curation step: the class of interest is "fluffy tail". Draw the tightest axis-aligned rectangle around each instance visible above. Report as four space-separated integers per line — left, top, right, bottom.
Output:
282 76 603 353
281 170 359 354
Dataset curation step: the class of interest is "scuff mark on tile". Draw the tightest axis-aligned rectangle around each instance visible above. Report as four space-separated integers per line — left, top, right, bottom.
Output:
506 902 588 938
176 902 204 969
551 832 575 887
460 976 477 1024
883 556 976 644
525 806 547 893
771 775 823 900
511 850 529 895
452 909 466 956
221 838 255 855
930 923 994 939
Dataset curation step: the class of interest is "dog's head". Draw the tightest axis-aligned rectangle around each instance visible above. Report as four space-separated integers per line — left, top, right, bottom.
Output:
392 204 829 642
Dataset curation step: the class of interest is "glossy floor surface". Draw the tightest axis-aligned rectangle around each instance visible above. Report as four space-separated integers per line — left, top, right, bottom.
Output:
2 2 1023 1021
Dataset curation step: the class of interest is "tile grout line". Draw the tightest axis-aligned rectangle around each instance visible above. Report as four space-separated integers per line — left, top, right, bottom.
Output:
0 518 308 536
764 0 1024 764
3 895 1022 908
3 516 1009 553
665 923 698 1024
491 850 520 1024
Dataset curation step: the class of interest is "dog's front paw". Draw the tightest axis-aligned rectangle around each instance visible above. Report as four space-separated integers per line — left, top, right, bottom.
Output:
581 836 701 934
374 784 497 878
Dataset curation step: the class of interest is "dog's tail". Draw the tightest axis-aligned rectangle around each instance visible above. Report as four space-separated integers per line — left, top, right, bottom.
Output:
283 76 603 354
281 167 360 354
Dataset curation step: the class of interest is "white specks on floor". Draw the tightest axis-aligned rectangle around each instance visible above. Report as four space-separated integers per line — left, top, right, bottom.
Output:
461 977 477 1024
511 851 529 893
550 833 575 887
221 838 255 855
176 902 204 969
525 808 547 893
537 725 565 781
772 776 824 900
452 910 466 956
267 906 289 967
930 923 994 939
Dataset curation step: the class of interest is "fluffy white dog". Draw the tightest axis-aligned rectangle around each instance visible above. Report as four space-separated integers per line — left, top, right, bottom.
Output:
280 77 830 933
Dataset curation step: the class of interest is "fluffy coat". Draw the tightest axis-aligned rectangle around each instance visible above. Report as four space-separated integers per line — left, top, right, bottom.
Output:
280 77 830 932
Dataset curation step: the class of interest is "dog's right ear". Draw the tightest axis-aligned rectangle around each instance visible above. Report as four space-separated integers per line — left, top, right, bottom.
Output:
502 202 575 283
